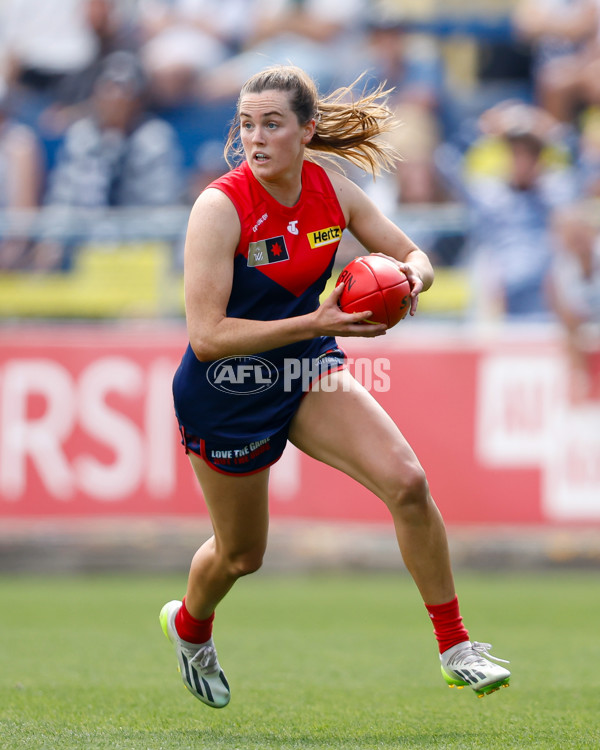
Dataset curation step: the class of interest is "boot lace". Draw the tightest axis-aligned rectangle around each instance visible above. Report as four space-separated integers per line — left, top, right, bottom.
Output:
454 641 510 667
188 644 219 674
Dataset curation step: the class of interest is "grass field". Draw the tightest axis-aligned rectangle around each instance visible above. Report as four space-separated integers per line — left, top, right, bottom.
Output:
1 570 598 750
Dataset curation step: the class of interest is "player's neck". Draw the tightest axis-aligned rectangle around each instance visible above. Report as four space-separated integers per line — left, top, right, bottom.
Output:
253 166 303 207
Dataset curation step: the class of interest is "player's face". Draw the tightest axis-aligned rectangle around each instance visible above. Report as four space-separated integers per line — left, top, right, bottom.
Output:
239 90 315 182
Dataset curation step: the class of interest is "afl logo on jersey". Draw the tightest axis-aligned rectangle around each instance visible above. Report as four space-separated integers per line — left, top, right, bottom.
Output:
247 236 290 266
206 356 279 394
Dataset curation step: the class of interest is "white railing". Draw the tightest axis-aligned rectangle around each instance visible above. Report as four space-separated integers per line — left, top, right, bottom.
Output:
0 204 473 321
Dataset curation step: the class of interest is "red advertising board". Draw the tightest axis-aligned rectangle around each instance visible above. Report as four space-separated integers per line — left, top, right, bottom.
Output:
1 325 599 525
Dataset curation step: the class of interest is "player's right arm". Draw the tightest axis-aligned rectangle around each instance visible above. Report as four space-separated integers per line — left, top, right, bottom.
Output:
184 189 384 362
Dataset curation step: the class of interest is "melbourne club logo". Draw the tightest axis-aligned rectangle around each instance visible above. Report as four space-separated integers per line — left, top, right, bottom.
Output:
206 356 279 394
247 235 289 266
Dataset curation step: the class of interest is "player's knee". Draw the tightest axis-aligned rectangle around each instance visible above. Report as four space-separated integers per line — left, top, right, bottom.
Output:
380 459 429 516
227 550 264 578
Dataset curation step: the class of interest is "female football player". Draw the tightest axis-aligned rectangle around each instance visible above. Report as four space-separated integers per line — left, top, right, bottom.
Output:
160 64 510 707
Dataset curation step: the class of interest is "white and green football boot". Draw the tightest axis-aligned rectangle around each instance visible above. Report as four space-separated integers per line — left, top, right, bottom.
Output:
159 600 230 708
440 641 510 697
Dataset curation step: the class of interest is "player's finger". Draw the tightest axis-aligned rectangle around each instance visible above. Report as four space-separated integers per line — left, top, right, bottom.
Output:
349 321 387 336
329 282 345 302
350 309 373 321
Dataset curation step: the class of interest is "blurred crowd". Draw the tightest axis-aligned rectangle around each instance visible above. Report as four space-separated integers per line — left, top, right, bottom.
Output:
0 0 599 393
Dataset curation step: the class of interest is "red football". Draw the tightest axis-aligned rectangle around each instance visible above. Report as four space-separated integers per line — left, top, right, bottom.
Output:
336 255 411 328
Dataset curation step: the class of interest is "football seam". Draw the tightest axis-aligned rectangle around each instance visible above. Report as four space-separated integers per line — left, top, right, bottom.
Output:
359 260 388 325
360 257 405 326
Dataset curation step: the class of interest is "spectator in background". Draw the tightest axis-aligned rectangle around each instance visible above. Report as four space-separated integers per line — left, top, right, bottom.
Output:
0 0 98 121
137 0 252 107
436 100 580 320
513 0 600 122
38 0 141 137
548 204 600 400
515 1 600 201
186 139 228 202
0 89 43 269
201 0 371 102
359 16 454 265
363 17 446 208
33 51 183 271
44 51 183 209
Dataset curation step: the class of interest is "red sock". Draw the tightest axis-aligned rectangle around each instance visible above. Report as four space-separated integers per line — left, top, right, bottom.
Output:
174 597 215 644
425 596 469 654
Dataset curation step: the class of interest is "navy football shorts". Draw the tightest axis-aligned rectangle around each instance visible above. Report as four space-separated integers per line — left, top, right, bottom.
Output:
179 424 290 476
178 345 346 475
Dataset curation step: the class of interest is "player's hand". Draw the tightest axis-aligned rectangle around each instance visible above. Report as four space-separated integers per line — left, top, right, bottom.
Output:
312 283 388 337
369 252 423 316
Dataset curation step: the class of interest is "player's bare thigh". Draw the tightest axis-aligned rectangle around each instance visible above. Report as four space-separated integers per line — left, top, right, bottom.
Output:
187 451 270 556
288 367 424 503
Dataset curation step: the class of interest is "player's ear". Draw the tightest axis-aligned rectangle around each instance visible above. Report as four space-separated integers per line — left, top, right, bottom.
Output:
301 119 316 144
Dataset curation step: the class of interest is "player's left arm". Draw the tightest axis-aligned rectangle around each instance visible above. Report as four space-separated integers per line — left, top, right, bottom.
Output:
329 171 434 314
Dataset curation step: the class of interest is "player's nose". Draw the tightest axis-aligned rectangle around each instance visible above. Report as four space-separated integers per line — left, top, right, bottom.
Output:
251 126 266 143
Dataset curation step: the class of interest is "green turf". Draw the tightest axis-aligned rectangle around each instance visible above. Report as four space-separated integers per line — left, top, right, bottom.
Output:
1 570 598 749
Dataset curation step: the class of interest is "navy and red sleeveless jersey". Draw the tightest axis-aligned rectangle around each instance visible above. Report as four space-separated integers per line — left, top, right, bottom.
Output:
219 159 345 321
173 159 347 443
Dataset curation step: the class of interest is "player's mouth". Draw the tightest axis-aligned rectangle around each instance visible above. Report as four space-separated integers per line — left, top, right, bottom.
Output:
253 152 269 162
